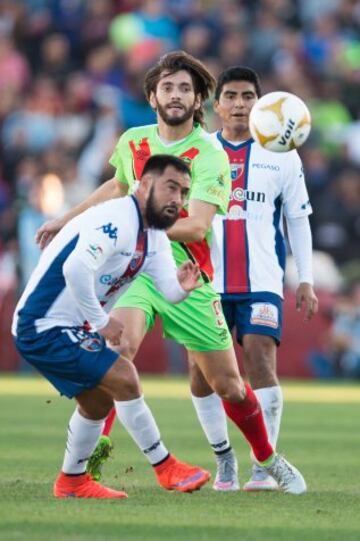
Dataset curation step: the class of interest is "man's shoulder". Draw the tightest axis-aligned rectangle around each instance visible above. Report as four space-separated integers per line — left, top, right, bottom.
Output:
119 124 157 143
194 127 226 153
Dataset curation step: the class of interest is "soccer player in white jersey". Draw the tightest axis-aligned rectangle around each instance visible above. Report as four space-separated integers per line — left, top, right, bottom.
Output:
190 66 318 490
12 155 212 499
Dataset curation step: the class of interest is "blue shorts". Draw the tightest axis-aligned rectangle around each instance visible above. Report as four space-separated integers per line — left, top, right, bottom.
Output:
15 326 119 399
221 292 283 345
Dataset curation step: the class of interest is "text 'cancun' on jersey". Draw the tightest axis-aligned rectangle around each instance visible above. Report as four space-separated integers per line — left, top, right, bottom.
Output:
109 123 231 283
211 134 312 298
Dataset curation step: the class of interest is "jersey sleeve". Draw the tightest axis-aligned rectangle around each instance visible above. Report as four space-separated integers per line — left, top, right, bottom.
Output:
190 149 231 215
143 233 188 303
109 132 129 186
281 151 313 219
62 208 126 330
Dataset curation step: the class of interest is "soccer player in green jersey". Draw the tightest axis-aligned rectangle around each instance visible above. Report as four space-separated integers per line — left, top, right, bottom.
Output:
36 51 306 494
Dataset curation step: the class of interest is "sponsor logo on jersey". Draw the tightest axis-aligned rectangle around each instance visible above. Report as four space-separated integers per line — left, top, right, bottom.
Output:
250 303 279 328
86 244 104 260
100 274 112 284
252 163 280 172
206 184 227 203
230 188 266 203
97 222 118 244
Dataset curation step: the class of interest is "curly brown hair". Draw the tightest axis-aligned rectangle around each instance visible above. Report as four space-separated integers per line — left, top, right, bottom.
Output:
144 50 216 127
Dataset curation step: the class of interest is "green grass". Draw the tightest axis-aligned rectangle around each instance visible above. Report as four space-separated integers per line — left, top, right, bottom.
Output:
0 377 359 541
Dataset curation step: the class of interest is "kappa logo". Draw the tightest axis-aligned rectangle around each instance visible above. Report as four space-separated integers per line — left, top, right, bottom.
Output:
250 303 279 328
97 222 118 244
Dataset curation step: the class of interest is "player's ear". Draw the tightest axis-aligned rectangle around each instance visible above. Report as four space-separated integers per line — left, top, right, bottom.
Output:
149 91 157 110
213 99 219 114
194 93 201 111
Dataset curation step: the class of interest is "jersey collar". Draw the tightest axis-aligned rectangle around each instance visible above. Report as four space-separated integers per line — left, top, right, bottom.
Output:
130 195 144 232
216 130 254 150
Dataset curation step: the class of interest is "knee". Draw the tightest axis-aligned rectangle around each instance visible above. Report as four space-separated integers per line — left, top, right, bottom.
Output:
118 337 139 362
111 359 141 401
211 376 246 403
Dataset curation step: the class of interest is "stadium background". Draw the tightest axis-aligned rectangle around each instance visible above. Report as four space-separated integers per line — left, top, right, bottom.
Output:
0 0 359 378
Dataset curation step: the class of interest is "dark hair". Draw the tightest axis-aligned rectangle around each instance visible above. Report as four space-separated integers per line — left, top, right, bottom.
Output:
143 50 216 127
141 154 191 178
215 66 262 100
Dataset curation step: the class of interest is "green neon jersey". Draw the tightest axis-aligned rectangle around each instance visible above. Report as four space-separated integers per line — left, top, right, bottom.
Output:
109 123 231 281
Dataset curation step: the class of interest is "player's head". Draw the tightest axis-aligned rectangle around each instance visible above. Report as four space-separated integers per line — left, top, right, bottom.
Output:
144 50 215 127
138 154 191 229
214 66 261 136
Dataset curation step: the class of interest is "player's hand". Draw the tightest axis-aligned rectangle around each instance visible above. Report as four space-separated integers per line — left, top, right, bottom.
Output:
99 316 124 346
296 282 319 321
177 261 202 292
35 217 65 249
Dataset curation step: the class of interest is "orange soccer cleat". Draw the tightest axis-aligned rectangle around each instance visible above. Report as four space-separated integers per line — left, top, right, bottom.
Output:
154 455 210 493
53 472 128 499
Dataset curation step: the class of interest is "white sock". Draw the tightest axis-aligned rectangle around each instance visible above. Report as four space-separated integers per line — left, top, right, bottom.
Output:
62 408 105 474
114 396 169 465
191 392 231 454
254 385 283 449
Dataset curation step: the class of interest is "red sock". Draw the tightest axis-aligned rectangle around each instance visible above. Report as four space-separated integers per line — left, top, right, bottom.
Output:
103 407 116 437
222 383 274 463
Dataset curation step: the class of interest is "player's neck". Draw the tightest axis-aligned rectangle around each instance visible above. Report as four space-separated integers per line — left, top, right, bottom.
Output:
157 117 195 142
221 127 251 143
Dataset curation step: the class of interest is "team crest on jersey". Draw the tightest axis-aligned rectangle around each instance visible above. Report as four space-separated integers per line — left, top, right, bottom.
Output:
80 337 102 352
231 162 244 180
250 303 279 328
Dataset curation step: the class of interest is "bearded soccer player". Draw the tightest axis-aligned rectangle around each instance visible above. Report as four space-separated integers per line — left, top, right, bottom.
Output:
190 66 318 491
36 51 307 494
14 155 211 498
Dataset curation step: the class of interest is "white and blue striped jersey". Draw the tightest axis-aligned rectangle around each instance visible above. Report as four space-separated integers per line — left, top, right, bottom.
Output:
13 195 187 336
211 134 312 298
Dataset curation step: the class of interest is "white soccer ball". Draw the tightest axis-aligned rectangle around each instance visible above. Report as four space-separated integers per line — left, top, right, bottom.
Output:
249 91 311 152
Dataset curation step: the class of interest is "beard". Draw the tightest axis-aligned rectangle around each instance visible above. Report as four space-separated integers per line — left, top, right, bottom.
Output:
145 186 179 229
156 100 196 126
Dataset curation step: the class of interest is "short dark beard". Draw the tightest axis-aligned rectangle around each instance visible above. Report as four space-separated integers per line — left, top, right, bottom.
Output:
145 186 179 229
156 101 195 126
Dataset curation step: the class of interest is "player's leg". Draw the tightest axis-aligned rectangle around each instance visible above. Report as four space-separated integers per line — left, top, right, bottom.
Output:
54 387 128 499
191 347 306 494
87 306 148 480
95 355 210 492
188 299 239 490
242 334 282 490
188 355 239 491
234 293 284 491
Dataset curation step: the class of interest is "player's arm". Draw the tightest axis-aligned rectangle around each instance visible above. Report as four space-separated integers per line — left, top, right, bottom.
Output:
144 234 201 302
286 215 318 321
36 133 131 249
62 206 124 333
166 199 218 242
36 178 128 249
167 148 231 242
282 152 318 321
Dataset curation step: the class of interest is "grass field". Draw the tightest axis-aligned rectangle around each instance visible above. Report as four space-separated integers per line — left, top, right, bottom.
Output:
0 376 359 541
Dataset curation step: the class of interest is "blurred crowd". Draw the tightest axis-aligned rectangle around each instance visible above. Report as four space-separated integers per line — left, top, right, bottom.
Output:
0 0 360 376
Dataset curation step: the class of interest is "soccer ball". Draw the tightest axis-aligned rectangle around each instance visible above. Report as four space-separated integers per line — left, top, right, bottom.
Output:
249 91 311 152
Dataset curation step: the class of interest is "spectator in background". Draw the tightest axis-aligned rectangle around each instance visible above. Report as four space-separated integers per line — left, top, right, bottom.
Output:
309 282 360 379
